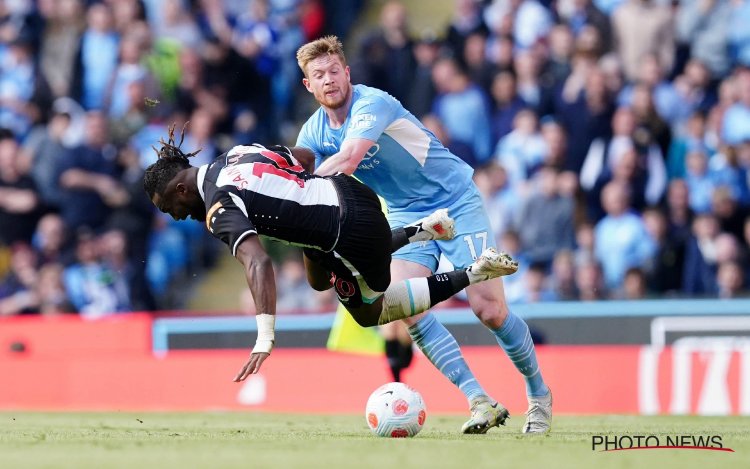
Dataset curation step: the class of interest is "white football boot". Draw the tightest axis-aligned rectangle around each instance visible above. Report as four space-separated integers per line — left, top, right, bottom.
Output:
466 248 519 282
522 390 552 434
461 395 510 434
406 208 456 242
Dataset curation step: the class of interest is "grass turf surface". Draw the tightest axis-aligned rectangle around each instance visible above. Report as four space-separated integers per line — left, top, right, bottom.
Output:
1 413 747 469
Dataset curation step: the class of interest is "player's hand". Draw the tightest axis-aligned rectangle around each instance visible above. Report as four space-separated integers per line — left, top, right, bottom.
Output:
233 352 270 382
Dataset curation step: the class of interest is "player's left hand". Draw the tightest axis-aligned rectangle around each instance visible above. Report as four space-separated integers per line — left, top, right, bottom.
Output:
233 352 270 381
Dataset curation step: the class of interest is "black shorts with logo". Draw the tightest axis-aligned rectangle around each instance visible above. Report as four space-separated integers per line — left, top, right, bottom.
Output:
303 174 392 307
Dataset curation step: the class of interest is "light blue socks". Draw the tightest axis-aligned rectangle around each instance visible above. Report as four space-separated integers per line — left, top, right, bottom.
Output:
408 313 486 401
493 311 549 397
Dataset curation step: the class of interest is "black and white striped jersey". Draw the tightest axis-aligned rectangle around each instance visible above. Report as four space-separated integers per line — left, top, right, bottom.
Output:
197 144 341 256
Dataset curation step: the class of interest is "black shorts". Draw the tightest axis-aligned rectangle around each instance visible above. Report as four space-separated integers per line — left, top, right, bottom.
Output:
303 174 391 307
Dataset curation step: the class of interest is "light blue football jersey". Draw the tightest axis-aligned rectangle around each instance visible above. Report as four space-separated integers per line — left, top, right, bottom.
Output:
296 84 474 212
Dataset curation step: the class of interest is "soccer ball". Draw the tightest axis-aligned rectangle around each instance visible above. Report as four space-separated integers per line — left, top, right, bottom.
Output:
365 382 427 437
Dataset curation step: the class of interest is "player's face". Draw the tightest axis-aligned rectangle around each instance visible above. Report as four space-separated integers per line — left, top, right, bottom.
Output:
303 54 351 109
152 184 206 222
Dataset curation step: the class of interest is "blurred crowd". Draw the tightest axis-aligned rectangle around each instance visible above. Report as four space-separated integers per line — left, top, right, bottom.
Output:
352 0 750 304
1 0 749 319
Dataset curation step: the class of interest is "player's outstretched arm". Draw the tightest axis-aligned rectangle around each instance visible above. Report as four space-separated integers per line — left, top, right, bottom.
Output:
314 138 374 176
233 235 277 381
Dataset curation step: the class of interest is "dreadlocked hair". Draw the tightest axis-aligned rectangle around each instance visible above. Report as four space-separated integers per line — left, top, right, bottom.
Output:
143 123 203 199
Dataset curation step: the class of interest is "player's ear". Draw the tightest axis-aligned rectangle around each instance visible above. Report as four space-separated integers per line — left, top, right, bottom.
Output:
175 182 187 195
302 77 312 92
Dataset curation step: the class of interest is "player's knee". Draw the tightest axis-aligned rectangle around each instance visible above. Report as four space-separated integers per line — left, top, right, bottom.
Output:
349 304 381 328
471 299 508 328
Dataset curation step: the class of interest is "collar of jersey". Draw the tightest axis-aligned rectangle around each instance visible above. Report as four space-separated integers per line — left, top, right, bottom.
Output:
197 164 208 202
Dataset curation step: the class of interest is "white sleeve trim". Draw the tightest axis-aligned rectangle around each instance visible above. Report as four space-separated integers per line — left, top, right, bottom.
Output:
232 230 258 256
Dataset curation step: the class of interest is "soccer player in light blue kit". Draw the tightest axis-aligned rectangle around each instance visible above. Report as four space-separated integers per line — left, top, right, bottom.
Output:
294 36 552 434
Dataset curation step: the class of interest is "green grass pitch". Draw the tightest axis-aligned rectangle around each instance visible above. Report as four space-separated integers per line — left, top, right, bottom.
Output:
1 412 747 469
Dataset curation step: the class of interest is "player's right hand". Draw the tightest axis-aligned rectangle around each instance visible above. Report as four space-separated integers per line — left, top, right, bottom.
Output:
233 352 270 382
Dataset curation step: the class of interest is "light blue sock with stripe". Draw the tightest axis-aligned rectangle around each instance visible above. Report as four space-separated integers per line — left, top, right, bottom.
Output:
493 311 549 397
408 313 486 402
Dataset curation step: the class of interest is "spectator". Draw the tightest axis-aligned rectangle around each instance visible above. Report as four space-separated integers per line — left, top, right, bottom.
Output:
0 243 38 315
621 267 647 299
711 185 749 240
422 114 477 167
676 0 733 79
0 129 40 246
38 0 84 99
105 30 158 120
495 108 546 186
594 180 655 289
22 100 76 211
550 249 578 300
484 0 553 51
489 69 527 142
516 167 576 265
404 31 440 119
445 0 488 60
73 2 119 111
729 0 750 67
553 57 614 173
31 213 70 266
684 150 716 213
34 262 73 315
276 254 317 313
581 109 666 218
722 66 750 145
666 178 694 245
497 229 528 303
682 214 722 295
541 24 575 88
473 162 519 239
63 229 130 317
57 111 124 230
155 0 203 50
717 260 746 298
352 1 415 104
612 0 674 82
667 111 710 180
574 221 596 266
431 57 493 165
575 259 606 301
642 207 685 294
519 262 557 303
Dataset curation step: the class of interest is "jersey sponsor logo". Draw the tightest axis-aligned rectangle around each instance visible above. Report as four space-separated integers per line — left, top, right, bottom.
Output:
349 113 377 130
357 143 381 170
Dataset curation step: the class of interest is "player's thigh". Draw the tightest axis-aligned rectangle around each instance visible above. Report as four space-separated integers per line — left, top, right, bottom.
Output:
387 208 442 274
440 185 497 269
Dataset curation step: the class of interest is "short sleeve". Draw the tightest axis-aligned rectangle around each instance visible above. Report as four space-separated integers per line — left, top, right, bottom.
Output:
206 189 257 256
345 95 395 142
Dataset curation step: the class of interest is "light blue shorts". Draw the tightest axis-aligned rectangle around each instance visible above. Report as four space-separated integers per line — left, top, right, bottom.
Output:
387 183 497 272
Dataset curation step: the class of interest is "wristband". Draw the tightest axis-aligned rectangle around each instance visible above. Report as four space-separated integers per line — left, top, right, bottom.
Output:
251 313 275 354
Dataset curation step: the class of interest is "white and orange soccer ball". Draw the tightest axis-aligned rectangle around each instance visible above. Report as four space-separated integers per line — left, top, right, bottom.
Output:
365 382 427 437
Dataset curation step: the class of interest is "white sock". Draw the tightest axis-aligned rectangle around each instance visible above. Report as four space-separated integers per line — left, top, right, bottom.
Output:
378 278 431 325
